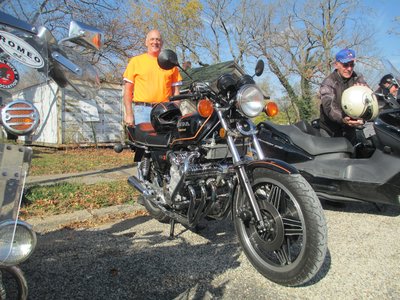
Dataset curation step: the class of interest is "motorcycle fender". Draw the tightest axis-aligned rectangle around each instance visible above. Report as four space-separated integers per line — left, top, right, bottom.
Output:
245 159 299 175
231 159 298 220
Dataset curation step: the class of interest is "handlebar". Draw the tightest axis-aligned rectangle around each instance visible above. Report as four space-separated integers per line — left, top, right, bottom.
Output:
169 94 192 101
169 92 204 101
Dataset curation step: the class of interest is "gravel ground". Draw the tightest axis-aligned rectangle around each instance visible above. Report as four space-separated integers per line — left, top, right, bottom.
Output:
22 200 400 300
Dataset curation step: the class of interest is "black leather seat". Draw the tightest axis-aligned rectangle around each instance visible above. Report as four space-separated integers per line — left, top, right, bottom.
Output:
128 123 170 148
259 121 354 156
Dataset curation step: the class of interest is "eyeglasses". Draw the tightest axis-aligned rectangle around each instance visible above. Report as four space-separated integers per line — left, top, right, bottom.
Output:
341 61 355 68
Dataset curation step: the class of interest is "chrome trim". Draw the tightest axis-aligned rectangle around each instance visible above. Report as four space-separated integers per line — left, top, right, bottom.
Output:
0 11 37 34
51 51 82 76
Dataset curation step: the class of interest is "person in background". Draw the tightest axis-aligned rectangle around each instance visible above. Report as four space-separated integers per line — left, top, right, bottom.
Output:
319 48 367 143
375 74 400 110
122 29 182 126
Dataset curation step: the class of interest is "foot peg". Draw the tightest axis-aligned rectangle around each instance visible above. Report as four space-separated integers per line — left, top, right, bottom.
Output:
137 195 144 205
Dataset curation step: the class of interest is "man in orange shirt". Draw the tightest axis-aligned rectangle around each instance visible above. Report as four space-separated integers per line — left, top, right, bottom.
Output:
123 29 182 126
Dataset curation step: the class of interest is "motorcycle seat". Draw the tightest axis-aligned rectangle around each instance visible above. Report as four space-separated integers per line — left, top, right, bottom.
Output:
133 122 170 147
294 120 322 136
260 122 354 156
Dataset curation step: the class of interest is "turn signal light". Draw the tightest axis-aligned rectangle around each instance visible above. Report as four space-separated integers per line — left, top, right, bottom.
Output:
92 33 102 49
265 101 279 117
197 99 214 118
219 128 226 138
1 100 40 135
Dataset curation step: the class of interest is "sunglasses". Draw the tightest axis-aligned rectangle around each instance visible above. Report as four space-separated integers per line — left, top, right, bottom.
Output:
341 61 355 68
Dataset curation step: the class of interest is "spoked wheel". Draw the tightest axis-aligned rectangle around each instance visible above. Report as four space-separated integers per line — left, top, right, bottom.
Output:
0 266 28 300
234 168 327 286
140 158 170 223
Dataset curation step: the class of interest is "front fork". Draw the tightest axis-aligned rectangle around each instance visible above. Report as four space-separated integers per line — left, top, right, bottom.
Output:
216 111 266 229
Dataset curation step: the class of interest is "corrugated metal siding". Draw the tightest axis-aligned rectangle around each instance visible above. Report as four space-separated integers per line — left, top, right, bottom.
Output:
15 81 60 144
14 81 123 147
62 83 123 145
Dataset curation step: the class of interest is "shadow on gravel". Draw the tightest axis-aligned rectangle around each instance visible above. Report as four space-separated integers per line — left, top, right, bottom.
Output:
321 199 400 217
21 217 241 300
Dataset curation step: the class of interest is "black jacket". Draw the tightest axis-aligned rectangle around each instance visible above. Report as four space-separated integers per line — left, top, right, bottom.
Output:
319 70 366 137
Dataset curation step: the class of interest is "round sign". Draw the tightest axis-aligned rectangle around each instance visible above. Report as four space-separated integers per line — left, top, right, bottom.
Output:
0 59 19 89
0 30 44 68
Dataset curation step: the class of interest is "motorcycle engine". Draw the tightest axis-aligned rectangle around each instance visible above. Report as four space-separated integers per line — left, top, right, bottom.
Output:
168 161 181 198
167 150 236 217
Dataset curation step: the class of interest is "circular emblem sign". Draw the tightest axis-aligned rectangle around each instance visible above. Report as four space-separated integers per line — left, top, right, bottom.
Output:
0 59 19 89
0 30 44 68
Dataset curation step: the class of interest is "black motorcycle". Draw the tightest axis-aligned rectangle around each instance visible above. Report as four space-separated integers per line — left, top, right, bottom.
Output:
0 10 102 299
117 49 328 286
257 84 400 208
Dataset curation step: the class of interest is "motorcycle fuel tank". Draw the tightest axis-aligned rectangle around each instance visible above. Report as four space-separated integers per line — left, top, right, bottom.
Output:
173 112 218 144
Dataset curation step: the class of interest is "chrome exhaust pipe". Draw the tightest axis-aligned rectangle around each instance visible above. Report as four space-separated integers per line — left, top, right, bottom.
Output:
127 176 148 195
127 176 196 228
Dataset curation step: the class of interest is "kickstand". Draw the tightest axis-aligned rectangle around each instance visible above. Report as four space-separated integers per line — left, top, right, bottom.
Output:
169 219 175 239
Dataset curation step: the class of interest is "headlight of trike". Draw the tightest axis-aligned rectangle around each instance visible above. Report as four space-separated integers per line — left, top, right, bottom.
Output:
236 85 264 118
0 220 37 266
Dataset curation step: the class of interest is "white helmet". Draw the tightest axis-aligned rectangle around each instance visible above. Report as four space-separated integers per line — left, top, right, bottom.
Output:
341 85 379 120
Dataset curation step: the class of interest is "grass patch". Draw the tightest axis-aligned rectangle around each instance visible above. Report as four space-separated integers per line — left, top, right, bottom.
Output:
21 180 139 219
30 147 134 176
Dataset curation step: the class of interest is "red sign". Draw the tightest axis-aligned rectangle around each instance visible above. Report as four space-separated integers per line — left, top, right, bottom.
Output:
0 59 19 89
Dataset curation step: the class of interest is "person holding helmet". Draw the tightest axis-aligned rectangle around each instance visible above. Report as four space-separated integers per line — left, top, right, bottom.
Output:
122 29 182 126
375 74 400 110
319 48 368 144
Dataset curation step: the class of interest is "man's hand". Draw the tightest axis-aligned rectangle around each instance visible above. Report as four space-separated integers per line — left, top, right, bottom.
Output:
343 116 364 127
123 81 134 127
124 114 134 127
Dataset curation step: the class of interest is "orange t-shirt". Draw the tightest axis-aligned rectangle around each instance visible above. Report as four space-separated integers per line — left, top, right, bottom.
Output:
123 53 182 103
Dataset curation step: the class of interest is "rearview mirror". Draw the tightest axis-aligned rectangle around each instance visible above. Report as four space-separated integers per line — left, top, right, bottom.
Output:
59 20 103 50
158 49 179 70
254 60 264 77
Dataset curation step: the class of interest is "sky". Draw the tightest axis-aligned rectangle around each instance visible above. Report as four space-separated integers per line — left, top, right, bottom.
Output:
365 0 400 68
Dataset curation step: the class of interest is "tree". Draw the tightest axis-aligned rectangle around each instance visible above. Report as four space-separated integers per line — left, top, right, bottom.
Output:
199 0 255 68
389 16 400 36
0 0 142 81
242 0 374 121
127 0 204 64
1 0 381 107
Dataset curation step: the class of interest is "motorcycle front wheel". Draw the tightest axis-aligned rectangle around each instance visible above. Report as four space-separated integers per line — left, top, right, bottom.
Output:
234 168 327 286
0 266 28 300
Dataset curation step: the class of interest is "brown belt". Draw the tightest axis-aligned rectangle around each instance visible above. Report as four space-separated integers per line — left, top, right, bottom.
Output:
134 102 154 107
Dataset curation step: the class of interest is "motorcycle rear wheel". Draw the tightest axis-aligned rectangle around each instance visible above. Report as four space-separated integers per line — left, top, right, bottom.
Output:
234 168 327 286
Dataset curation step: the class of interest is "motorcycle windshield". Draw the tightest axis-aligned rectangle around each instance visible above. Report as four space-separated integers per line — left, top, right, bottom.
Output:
0 20 48 106
362 59 400 103
181 60 246 91
0 12 49 224
1 10 101 138
0 10 100 261
0 13 46 263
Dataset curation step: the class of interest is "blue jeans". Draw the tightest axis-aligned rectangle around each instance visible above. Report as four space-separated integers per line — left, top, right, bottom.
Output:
134 105 152 125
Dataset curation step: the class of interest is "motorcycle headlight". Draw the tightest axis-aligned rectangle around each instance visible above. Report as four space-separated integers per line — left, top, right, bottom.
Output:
0 220 37 266
236 85 265 117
